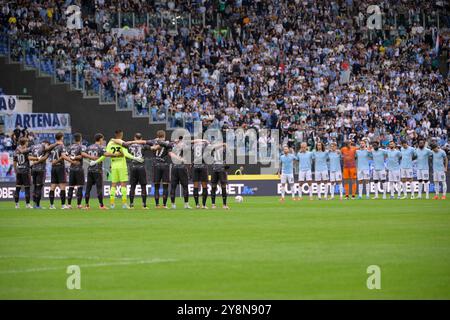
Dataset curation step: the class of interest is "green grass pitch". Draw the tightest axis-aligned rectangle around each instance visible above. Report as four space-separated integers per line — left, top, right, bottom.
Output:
0 196 449 299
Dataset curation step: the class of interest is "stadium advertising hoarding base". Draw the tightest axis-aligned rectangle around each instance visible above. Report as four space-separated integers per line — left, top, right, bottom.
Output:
1 175 449 201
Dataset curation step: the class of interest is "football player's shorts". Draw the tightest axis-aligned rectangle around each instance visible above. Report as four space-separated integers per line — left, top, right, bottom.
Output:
388 170 401 182
16 172 31 187
400 168 413 179
372 169 387 181
51 166 66 184
171 166 189 186
192 166 208 182
343 167 357 179
298 170 312 182
69 170 85 186
433 171 446 182
280 173 294 184
211 170 228 184
357 169 370 180
31 170 45 186
130 167 147 185
315 170 329 181
416 169 429 181
110 167 128 183
153 164 170 183
329 171 342 182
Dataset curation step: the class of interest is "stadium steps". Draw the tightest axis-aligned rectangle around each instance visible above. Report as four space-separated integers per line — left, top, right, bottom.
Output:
0 56 168 140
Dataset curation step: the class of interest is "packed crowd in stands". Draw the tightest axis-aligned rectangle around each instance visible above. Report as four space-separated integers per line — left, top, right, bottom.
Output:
0 0 449 152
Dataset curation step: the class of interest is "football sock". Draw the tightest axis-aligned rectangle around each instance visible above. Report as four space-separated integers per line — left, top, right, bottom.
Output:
60 190 66 206
141 184 147 207
183 185 189 203
14 186 20 203
110 186 116 204
221 185 227 205
154 183 160 205
162 184 169 206
129 184 136 205
49 190 55 205
211 185 217 204
170 184 177 204
121 186 127 204
24 187 30 204
202 187 208 206
35 185 42 206
76 187 83 206
67 187 74 205
193 187 199 205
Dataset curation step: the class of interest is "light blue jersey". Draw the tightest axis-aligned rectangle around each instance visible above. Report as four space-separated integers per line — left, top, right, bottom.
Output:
280 153 296 175
297 151 313 172
313 151 329 172
328 151 341 172
414 147 432 170
386 149 401 171
371 149 387 170
432 149 447 172
400 146 415 169
356 149 371 170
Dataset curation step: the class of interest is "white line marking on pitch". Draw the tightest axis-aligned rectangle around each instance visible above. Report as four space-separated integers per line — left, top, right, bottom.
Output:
0 255 149 261
0 258 177 274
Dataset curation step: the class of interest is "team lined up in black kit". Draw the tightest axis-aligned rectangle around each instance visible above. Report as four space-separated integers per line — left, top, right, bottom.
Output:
12 129 231 210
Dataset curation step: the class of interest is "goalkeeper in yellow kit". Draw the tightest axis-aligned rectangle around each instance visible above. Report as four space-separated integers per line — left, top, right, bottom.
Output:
89 130 144 208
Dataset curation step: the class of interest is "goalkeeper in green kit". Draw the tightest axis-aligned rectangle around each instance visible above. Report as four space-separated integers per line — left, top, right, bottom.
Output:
89 130 144 208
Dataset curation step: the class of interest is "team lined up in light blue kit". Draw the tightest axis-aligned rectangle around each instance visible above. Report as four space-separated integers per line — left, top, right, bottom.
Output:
279 140 448 201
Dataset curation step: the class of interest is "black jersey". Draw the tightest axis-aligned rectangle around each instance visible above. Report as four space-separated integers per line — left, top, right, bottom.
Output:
171 141 189 169
192 141 209 168
125 142 151 168
67 143 86 171
86 144 106 173
49 144 67 167
13 147 31 174
30 143 47 172
211 145 228 172
153 140 174 165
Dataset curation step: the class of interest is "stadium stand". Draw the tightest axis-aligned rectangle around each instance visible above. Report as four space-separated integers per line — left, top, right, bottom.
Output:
0 0 448 152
